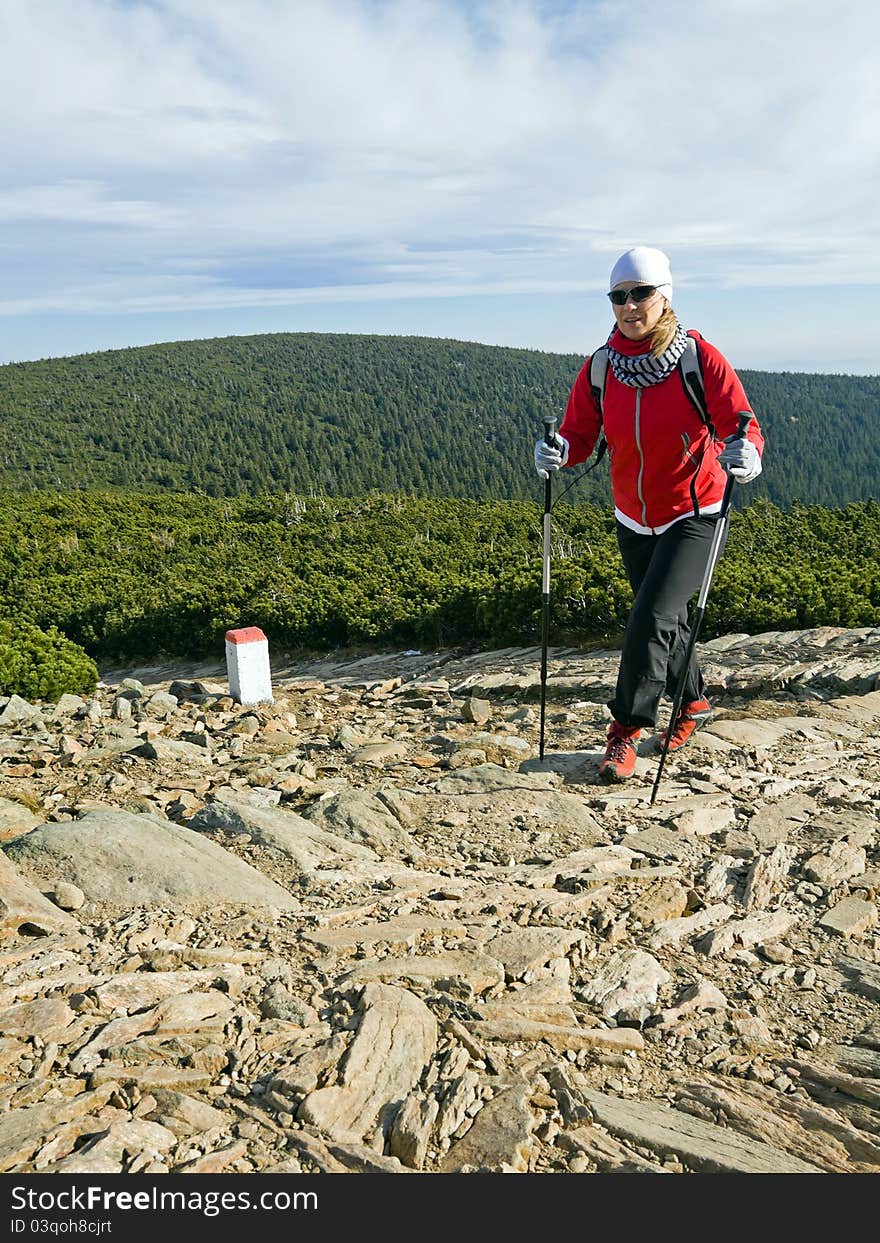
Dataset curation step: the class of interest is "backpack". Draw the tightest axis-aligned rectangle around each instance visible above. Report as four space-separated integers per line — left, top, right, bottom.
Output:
587 332 715 466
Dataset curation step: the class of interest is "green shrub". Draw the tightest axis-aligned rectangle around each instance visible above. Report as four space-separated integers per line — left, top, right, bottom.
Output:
0 620 98 701
0 492 877 662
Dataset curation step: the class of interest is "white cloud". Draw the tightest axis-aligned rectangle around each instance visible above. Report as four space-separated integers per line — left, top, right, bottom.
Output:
0 180 180 229
0 0 878 334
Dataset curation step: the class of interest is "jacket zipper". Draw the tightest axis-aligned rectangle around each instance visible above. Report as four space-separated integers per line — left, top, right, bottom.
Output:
682 431 706 516
635 388 647 526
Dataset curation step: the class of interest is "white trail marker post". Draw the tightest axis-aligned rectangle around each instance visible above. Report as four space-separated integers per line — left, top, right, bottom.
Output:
225 627 274 706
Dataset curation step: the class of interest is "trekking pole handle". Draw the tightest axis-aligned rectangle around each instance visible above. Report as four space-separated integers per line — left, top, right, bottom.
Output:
736 411 753 437
719 410 754 496
543 416 558 446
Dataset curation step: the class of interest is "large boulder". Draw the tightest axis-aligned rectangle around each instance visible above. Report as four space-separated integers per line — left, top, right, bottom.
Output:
4 810 298 911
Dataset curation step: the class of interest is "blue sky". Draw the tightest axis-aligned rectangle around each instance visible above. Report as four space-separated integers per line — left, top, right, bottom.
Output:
0 0 877 374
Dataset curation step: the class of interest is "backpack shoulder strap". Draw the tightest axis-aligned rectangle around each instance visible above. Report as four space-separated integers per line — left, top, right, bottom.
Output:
589 346 609 417
587 347 609 466
679 331 715 437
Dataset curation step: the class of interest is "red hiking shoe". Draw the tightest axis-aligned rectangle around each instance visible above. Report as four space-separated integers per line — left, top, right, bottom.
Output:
599 721 641 783
660 698 713 751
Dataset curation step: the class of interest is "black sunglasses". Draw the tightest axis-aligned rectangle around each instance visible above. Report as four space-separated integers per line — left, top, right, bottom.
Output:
607 285 657 306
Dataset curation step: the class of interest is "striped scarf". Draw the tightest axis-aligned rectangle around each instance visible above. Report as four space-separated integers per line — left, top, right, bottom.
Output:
607 321 689 388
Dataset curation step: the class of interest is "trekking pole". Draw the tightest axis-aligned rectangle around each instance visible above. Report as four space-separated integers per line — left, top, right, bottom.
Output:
538 416 557 761
650 411 753 806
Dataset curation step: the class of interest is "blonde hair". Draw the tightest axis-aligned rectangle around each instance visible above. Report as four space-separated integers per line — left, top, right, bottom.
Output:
651 305 677 357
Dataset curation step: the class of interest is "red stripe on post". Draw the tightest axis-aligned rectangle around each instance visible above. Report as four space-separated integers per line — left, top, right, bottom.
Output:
225 627 267 645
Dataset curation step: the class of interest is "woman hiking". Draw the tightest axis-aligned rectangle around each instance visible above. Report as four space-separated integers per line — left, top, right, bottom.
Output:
534 246 764 782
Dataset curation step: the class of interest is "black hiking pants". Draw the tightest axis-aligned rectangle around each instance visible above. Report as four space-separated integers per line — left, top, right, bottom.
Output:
608 515 725 729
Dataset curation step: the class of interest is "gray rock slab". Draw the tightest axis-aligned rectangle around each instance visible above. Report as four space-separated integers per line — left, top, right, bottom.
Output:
298 983 437 1141
49 694 87 718
90 1065 214 1092
189 788 378 869
557 1124 669 1172
149 1091 227 1132
630 878 689 925
578 1089 821 1173
0 1085 117 1173
851 869 880 895
658 977 728 1027
805 841 869 886
467 1018 644 1053
0 853 79 936
302 916 468 953
426 789 608 845
666 798 736 838
70 1012 160 1071
824 691 880 724
5 810 298 910
678 731 739 754
0 695 44 727
82 732 143 763
649 904 736 950
322 1141 411 1174
351 741 408 766
704 718 794 751
504 846 636 889
828 1045 880 1079
433 764 557 794
807 661 880 695
675 1077 880 1172
484 927 585 980
743 844 798 911
389 1093 439 1169
450 731 533 760
0 997 76 1041
790 1057 880 1109
435 1069 481 1142
849 1020 880 1053
477 977 577 1026
440 1080 535 1172
819 898 878 939
132 737 214 765
626 825 709 864
94 970 244 1011
0 797 42 844
807 810 878 848
836 954 880 1001
176 1140 250 1174
47 1118 178 1174
303 860 469 896
463 697 492 726
699 910 798 957
341 952 504 994
301 787 423 858
580 949 671 1018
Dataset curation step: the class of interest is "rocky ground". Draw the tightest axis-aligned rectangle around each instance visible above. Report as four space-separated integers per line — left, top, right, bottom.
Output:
1 623 879 1175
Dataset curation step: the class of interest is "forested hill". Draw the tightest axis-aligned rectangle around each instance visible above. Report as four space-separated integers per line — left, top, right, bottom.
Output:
0 332 876 507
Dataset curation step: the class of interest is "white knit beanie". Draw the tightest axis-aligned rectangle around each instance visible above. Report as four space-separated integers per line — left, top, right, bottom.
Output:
609 246 673 301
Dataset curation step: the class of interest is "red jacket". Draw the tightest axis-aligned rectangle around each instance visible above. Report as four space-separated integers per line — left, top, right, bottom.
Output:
560 328 765 532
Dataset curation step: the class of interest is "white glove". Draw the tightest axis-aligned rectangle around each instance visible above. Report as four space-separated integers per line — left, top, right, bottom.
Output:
534 433 569 479
718 435 762 484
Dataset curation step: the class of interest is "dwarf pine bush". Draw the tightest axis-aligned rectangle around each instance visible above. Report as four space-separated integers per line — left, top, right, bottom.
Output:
0 619 98 701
